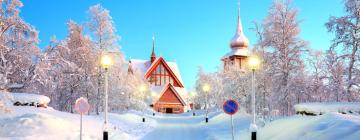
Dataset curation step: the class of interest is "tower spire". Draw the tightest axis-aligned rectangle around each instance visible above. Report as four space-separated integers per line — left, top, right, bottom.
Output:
237 0 242 33
230 0 249 48
150 34 156 63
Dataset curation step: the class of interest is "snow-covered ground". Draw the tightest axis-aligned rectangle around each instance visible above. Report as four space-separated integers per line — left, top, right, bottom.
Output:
0 106 156 140
0 107 359 140
257 113 360 140
142 110 360 140
294 102 360 115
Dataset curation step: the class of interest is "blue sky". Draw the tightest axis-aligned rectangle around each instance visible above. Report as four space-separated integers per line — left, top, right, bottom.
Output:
20 0 344 89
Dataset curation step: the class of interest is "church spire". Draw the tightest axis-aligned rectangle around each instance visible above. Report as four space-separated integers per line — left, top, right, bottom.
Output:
150 34 156 63
230 0 249 48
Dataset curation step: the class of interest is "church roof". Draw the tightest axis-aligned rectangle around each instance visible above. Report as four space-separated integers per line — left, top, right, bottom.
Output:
130 57 184 86
222 47 249 60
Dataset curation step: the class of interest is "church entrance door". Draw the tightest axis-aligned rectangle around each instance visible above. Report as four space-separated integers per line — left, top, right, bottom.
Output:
166 108 173 113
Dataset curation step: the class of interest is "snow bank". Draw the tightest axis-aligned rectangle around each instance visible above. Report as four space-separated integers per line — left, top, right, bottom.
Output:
0 113 88 139
294 102 360 115
257 113 360 140
11 93 51 105
200 110 360 140
0 92 50 105
0 106 155 140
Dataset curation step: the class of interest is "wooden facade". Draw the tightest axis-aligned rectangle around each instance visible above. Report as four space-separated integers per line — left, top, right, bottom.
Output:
144 58 186 113
129 37 188 114
153 84 186 114
144 57 183 88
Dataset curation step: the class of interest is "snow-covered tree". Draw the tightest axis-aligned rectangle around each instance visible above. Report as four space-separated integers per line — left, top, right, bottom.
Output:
324 49 346 102
27 21 98 112
0 0 39 91
221 68 251 112
58 21 97 112
306 50 327 102
201 71 224 110
87 4 119 52
252 22 275 116
87 4 122 114
249 0 307 115
107 52 136 112
0 0 39 113
325 0 360 101
256 0 308 115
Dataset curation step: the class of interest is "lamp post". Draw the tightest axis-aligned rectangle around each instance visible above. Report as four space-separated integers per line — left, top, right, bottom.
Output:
139 84 147 122
190 91 197 116
202 84 210 123
248 56 260 140
101 54 112 140
151 91 157 116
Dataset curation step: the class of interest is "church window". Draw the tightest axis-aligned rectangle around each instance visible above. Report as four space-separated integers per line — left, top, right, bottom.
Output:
149 64 175 86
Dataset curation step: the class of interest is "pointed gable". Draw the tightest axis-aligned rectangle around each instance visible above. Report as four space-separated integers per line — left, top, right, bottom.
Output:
144 57 184 87
156 84 186 106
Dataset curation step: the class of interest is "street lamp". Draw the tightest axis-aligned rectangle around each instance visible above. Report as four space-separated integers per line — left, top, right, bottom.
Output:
151 91 157 116
139 84 147 122
101 54 112 140
202 83 210 123
248 56 260 140
190 91 197 116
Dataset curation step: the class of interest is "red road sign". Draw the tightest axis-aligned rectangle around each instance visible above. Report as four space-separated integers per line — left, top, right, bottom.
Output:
223 100 239 115
75 97 90 115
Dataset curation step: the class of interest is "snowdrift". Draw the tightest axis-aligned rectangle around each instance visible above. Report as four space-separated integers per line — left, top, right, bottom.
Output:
0 106 155 140
0 113 88 139
0 92 50 107
294 102 360 115
258 113 360 140
198 111 360 140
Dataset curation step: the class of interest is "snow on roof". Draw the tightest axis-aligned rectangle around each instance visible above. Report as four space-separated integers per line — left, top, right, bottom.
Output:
294 102 360 115
0 92 51 105
130 58 184 85
173 86 189 103
130 59 152 77
222 48 249 59
167 62 184 85
150 85 166 95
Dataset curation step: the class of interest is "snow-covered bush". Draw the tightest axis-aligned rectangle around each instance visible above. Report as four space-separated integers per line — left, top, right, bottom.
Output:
11 93 50 107
0 92 50 108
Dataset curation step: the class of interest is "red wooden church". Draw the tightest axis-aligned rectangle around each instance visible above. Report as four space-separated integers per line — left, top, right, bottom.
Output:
128 37 189 114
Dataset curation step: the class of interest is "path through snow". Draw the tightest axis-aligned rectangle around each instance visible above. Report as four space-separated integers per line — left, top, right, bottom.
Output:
141 114 208 140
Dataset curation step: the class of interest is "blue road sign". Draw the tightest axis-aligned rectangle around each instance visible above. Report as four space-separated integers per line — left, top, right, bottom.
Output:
223 100 239 115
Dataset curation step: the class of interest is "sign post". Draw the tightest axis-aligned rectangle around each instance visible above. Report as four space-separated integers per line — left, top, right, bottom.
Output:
223 100 239 140
75 97 90 140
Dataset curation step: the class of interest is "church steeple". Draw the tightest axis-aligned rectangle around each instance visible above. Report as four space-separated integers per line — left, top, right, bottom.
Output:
222 0 250 72
128 59 134 74
230 1 249 48
150 34 156 63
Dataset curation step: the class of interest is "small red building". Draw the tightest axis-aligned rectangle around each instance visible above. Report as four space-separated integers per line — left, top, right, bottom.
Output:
128 37 189 114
